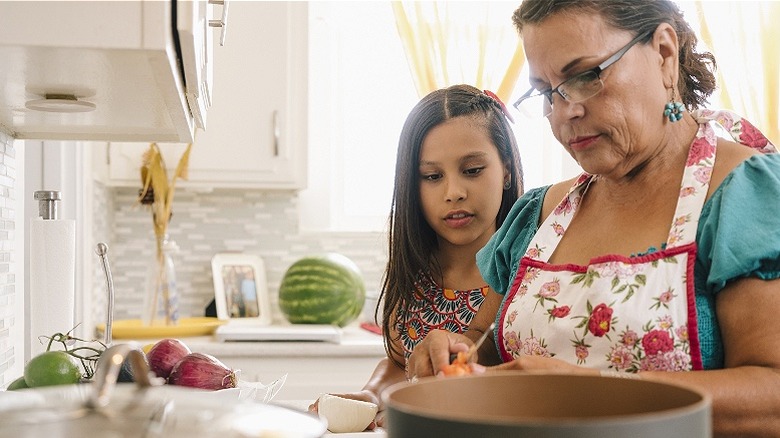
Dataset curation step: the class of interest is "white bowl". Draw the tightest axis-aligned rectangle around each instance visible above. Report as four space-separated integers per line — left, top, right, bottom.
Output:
317 393 378 433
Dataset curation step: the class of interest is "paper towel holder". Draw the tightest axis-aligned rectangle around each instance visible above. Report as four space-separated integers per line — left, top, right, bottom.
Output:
34 190 62 220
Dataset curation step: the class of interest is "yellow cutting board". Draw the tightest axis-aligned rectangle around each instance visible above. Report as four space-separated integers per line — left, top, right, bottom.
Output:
97 317 226 339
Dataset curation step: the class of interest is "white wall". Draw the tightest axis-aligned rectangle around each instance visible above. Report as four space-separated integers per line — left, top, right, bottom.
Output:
0 131 23 386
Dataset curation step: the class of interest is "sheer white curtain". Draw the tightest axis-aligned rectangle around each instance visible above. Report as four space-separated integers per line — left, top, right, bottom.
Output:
392 1 524 101
690 1 779 141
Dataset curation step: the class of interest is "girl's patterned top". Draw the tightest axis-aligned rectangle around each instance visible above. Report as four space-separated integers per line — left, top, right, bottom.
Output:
396 271 488 359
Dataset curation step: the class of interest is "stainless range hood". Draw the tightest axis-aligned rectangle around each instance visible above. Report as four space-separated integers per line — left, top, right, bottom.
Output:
0 0 217 143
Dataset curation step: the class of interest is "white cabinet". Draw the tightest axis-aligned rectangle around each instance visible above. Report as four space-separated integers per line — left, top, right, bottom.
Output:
0 1 215 143
218 355 380 401
101 2 308 190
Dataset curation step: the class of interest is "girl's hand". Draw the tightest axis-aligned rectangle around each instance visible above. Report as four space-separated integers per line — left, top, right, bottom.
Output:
406 329 471 379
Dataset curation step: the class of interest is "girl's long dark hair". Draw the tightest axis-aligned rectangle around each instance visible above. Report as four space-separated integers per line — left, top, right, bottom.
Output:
379 84 523 367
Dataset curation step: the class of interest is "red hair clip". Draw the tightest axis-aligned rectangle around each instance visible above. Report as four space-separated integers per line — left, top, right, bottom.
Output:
483 90 515 124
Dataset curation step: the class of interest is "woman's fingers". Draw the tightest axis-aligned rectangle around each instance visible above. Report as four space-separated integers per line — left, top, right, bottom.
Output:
486 355 600 375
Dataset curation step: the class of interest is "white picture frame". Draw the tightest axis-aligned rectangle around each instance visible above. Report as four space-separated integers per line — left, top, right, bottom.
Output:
211 253 272 325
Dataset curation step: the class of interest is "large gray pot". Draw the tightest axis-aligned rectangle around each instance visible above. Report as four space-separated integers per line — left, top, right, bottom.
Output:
383 372 711 437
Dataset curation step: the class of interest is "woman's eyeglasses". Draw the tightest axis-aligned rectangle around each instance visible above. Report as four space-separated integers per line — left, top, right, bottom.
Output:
513 31 652 118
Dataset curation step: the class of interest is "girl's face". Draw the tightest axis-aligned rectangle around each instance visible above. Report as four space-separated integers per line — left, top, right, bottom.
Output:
522 12 669 178
418 116 507 251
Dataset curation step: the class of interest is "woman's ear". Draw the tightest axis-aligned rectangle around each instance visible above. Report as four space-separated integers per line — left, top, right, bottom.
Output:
653 23 680 88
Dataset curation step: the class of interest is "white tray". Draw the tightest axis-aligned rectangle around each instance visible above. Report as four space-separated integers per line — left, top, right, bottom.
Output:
215 324 342 343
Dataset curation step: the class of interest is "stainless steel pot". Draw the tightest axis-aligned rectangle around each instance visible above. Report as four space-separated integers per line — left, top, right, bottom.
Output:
0 344 325 438
383 372 711 437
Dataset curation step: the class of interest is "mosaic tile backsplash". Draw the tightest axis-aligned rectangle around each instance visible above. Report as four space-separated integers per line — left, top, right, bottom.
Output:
91 184 388 327
0 131 19 387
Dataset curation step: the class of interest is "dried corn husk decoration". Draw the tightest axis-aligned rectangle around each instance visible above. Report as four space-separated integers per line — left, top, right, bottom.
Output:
138 143 192 325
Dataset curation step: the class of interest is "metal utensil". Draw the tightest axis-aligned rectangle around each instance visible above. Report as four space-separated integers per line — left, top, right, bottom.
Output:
95 243 114 345
450 322 496 364
464 322 496 362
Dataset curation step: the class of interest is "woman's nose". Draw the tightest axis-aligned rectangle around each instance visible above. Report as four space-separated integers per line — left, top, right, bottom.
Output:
551 94 585 120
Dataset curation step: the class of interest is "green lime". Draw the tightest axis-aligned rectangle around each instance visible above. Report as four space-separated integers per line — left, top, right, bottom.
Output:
6 375 29 390
24 351 82 388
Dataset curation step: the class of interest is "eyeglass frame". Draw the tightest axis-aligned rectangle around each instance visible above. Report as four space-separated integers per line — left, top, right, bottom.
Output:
513 30 653 117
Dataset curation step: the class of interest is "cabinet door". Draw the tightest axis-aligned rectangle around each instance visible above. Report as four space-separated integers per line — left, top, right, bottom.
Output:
104 2 307 189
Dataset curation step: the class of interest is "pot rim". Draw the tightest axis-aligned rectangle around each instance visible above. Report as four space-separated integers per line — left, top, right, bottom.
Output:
383 371 711 427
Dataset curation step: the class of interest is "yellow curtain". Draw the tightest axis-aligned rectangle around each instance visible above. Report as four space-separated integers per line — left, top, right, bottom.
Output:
391 1 524 103
694 1 779 142
392 1 778 141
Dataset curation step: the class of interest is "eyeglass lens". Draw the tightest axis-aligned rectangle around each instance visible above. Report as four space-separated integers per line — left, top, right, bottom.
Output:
516 71 603 118
515 30 651 118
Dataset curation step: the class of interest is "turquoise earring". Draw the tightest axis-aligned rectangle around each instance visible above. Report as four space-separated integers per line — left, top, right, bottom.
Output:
664 100 685 122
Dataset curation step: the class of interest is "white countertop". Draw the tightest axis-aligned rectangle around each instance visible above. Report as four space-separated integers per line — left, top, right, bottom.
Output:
117 324 385 358
114 323 387 401
186 324 385 358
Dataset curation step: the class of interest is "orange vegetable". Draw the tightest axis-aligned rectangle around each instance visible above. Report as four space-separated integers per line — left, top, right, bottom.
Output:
441 351 472 377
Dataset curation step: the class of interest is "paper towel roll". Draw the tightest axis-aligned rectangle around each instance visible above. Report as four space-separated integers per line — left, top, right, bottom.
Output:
29 218 75 358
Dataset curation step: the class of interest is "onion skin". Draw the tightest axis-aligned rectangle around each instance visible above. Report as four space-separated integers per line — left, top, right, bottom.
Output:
168 353 237 390
146 338 192 380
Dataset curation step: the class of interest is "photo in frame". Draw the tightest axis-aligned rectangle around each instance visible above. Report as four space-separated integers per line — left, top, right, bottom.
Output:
211 253 272 325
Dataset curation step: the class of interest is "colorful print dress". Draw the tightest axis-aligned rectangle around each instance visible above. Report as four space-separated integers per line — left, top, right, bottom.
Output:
397 271 487 360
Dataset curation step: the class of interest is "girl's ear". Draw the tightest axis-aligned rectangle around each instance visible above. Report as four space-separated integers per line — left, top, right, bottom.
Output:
653 23 680 89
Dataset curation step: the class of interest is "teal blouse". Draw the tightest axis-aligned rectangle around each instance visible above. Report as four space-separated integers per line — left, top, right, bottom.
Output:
477 153 780 369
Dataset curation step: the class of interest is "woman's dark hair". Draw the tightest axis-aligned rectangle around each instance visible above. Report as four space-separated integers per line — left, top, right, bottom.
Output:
512 0 717 109
380 84 523 367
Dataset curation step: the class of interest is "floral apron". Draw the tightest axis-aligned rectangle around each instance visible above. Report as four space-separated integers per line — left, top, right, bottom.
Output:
497 111 765 372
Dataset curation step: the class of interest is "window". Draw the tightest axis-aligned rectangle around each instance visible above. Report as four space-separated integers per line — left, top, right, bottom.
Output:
300 2 418 233
301 2 577 233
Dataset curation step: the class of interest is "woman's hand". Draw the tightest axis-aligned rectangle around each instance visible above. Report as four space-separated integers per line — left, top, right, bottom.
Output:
489 355 600 376
406 329 471 379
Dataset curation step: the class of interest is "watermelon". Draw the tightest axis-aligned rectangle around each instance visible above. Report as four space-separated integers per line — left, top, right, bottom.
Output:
279 253 366 327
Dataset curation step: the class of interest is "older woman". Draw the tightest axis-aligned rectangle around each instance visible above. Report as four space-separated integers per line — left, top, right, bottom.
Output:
407 1 780 436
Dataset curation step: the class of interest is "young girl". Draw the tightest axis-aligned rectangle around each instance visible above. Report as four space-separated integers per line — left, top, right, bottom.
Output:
310 84 523 427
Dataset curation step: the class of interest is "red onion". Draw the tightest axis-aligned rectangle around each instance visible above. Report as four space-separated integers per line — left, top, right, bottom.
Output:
146 338 192 380
168 353 237 390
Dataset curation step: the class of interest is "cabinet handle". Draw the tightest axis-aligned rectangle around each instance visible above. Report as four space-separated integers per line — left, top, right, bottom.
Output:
273 110 280 157
208 0 230 46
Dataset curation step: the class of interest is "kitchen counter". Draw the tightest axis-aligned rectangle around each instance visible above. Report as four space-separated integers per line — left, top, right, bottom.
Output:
123 324 386 401
180 324 385 359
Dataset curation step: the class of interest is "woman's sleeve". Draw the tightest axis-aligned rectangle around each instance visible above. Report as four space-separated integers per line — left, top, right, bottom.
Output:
477 186 548 295
697 154 780 294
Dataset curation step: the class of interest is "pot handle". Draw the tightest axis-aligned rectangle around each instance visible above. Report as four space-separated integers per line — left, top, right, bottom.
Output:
86 344 161 409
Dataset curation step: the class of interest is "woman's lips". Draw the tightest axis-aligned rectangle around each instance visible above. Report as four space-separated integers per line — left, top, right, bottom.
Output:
569 135 599 151
444 212 474 228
